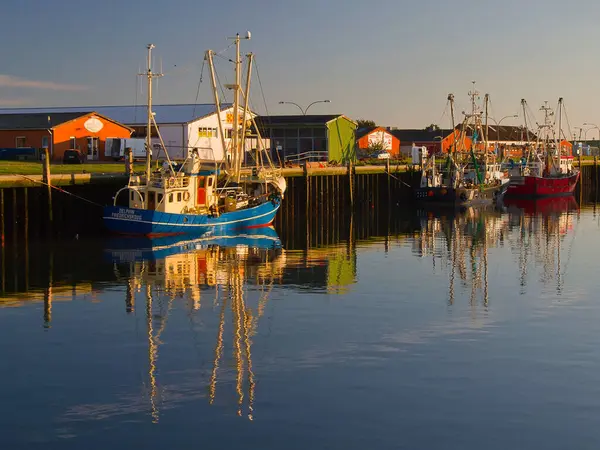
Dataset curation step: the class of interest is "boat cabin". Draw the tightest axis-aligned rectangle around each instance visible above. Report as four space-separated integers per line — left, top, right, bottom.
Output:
126 152 219 214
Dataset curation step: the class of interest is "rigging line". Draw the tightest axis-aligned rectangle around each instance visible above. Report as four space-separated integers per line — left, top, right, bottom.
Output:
437 98 450 128
17 175 104 207
192 58 206 120
253 58 283 168
561 101 573 141
214 66 229 107
214 41 236 58
134 73 139 124
252 58 270 117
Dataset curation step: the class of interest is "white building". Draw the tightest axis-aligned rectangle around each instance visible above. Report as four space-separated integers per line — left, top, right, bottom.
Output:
0 104 259 162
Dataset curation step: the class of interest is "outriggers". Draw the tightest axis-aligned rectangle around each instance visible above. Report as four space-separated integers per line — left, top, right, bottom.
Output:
103 35 287 236
414 82 509 206
504 98 579 198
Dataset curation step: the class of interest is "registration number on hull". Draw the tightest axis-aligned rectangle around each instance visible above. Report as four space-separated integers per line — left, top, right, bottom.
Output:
111 208 143 221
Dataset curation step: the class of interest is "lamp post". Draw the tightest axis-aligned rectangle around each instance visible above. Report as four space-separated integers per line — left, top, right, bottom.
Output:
433 135 443 154
583 122 600 141
278 100 331 115
488 114 518 158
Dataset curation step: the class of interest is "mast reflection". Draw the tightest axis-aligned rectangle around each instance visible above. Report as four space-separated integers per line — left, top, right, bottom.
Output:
414 196 579 305
107 228 284 421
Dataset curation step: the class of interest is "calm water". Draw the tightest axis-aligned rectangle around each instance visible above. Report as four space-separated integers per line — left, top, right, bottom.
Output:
1 199 600 449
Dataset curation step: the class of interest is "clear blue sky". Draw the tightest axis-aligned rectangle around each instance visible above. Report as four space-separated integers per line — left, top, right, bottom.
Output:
1 0 599 135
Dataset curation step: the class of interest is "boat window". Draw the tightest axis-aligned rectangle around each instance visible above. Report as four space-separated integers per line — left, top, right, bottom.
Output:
208 177 213 187
169 193 173 203
198 177 205 188
177 192 182 202
158 194 163 204
130 191 134 201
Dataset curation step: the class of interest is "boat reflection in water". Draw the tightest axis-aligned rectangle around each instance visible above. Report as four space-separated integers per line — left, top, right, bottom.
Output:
104 227 286 422
414 196 579 305
502 195 579 216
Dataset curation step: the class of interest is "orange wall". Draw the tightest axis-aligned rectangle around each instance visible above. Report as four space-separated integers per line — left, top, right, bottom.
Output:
52 113 131 161
0 129 49 150
0 113 131 161
357 128 400 156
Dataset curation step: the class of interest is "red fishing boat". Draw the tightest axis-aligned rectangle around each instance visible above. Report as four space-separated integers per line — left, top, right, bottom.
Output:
504 98 580 198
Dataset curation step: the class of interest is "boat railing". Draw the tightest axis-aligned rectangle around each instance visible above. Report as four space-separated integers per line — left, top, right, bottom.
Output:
148 174 191 189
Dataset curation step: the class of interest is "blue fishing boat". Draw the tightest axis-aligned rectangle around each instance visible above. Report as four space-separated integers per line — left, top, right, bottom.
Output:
103 35 286 236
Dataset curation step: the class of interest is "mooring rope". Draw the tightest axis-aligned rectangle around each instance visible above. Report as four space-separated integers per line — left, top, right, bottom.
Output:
385 169 412 188
18 175 105 207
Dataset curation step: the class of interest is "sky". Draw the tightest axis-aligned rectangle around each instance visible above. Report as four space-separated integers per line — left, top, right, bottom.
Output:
1 0 600 137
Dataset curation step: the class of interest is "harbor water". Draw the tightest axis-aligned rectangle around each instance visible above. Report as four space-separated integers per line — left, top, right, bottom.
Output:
1 199 600 449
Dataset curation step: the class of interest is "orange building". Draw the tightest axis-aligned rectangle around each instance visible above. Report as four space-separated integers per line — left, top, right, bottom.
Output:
356 127 400 157
0 111 132 161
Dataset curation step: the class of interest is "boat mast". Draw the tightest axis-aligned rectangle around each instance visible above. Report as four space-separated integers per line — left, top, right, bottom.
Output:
205 50 229 171
232 34 241 180
239 52 253 182
448 93 456 187
540 101 554 172
521 99 531 163
484 93 489 166
557 97 563 160
143 44 162 208
468 81 483 185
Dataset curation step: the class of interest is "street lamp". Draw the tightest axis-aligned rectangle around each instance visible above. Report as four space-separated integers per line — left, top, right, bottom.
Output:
278 100 331 115
487 114 518 157
583 122 600 141
433 135 443 154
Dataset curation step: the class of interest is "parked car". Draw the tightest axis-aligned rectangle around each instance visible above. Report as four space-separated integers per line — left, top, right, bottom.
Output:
371 151 391 160
63 149 85 164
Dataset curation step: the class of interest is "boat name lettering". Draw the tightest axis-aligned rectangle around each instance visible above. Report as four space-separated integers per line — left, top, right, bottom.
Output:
112 209 142 221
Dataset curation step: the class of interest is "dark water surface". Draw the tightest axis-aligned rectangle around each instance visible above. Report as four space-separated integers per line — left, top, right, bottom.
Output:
1 199 600 449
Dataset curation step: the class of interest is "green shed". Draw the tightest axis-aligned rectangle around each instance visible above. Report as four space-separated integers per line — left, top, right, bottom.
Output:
254 114 357 164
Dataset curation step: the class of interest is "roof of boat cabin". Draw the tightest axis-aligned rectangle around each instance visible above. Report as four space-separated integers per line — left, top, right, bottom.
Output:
0 103 233 126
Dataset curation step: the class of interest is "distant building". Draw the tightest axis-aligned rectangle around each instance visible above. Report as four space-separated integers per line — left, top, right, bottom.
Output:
390 128 455 156
0 104 251 161
356 127 400 157
0 111 132 162
254 115 357 164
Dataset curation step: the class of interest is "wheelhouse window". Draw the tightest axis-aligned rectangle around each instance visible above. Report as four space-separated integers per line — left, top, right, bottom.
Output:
169 193 173 203
177 192 182 202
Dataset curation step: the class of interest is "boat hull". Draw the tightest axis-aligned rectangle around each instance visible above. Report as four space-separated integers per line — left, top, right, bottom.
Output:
504 171 579 198
103 199 281 236
414 183 507 207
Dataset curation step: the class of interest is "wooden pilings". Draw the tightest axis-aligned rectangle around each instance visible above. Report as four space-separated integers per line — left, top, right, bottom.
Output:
43 148 53 226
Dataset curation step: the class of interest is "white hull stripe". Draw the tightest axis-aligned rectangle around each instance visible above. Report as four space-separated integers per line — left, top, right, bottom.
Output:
103 207 276 228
